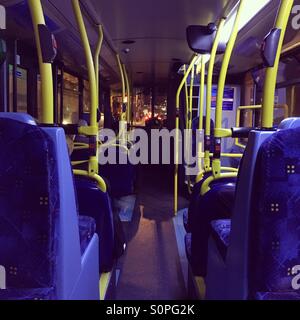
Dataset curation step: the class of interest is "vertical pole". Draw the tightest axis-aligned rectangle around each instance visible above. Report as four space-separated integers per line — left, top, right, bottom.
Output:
0 42 7 112
60 65 64 124
28 0 54 124
52 63 58 123
13 39 17 112
261 0 294 128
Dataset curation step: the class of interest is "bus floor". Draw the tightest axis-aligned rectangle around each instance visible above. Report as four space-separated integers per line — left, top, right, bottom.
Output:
115 164 189 300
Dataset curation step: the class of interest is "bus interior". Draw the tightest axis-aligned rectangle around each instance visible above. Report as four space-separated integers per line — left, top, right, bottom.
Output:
0 0 300 301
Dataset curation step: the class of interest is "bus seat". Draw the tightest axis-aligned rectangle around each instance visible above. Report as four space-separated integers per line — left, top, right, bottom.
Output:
184 175 236 232
75 176 115 272
249 125 300 300
99 146 136 197
186 182 236 276
278 117 300 129
0 113 99 300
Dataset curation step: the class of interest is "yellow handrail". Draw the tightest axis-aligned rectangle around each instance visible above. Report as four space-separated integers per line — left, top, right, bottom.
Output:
235 103 289 148
73 170 107 193
212 0 246 183
186 64 195 195
262 0 294 128
28 0 53 124
198 56 206 131
197 56 206 174
94 24 104 110
204 18 226 172
116 54 127 122
174 55 198 214
72 0 99 176
200 172 238 195
123 63 131 124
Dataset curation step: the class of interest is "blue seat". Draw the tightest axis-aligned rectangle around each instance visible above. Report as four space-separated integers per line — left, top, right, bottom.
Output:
75 176 115 272
249 126 300 300
187 181 236 276
184 174 235 232
205 122 300 300
99 146 136 197
0 113 99 300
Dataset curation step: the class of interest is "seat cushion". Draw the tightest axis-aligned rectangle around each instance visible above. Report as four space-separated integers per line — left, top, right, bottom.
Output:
211 219 231 260
78 216 96 255
189 182 235 276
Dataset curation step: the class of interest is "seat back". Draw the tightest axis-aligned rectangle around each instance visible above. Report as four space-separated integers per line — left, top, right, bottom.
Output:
249 126 300 298
75 176 115 272
0 116 58 297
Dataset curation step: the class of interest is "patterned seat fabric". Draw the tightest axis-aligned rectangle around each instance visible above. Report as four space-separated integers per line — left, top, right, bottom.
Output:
0 119 58 299
250 126 300 300
211 219 231 260
78 216 96 255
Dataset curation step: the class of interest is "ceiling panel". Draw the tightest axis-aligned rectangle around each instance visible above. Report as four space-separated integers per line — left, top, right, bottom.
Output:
90 0 237 86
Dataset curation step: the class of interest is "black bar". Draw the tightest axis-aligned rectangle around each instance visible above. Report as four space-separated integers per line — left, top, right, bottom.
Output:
61 124 79 134
0 60 7 112
231 127 256 138
60 65 64 124
13 39 17 112
52 64 58 124
27 68 38 118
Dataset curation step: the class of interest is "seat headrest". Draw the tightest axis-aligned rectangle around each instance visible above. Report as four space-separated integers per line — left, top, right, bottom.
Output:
0 113 37 126
278 117 300 130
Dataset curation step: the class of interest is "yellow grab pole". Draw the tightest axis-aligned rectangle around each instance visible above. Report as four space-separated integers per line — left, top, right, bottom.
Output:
116 54 127 122
212 0 246 179
204 18 226 171
94 24 104 110
72 0 98 175
186 65 195 195
197 56 206 174
123 63 131 123
184 66 189 132
189 65 195 131
262 0 294 128
73 169 106 193
174 55 198 214
28 0 53 124
215 0 246 131
198 56 205 131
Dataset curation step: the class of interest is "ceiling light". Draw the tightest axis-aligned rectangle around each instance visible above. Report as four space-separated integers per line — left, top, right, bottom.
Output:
220 0 271 43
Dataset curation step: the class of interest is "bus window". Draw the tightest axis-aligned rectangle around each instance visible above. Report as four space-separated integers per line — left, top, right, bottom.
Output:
62 72 79 124
9 65 27 113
